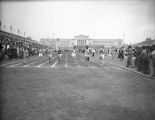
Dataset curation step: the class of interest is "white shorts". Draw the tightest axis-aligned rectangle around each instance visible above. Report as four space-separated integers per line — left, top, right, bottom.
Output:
58 54 62 57
72 53 76 57
39 53 43 57
49 54 52 58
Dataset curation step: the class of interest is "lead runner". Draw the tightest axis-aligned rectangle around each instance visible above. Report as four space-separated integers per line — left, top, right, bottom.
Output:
48 49 53 63
57 48 62 64
71 49 76 59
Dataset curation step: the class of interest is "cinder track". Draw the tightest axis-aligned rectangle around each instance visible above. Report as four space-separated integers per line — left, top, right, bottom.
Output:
1 51 155 120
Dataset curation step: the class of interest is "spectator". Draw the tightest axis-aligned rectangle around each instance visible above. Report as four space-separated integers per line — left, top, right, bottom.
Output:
150 45 155 77
126 45 133 68
0 31 48 61
141 46 149 74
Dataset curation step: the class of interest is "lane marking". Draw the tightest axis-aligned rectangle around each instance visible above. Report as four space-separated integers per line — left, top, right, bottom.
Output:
104 61 155 79
51 60 58 67
36 60 49 67
0 55 39 67
9 62 24 67
23 60 40 67
75 56 80 68
91 60 103 66
33 55 57 67
77 54 91 67
77 53 103 67
88 55 155 79
9 56 48 67
65 52 67 68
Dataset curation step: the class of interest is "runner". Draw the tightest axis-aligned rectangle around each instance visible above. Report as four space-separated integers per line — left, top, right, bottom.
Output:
38 49 43 62
71 49 76 60
85 48 89 66
48 49 53 63
111 50 116 59
23 48 28 64
57 48 62 64
26 48 29 61
92 49 95 57
100 52 105 66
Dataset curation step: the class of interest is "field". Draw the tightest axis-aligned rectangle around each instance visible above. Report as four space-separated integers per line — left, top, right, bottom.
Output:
0 52 155 120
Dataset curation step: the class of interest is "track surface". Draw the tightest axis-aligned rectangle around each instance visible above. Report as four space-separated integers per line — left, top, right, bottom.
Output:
0 52 155 120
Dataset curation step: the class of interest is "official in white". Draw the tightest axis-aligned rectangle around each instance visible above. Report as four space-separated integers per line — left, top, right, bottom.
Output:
48 49 52 63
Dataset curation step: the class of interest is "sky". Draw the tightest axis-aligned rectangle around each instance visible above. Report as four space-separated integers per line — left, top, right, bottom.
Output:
0 0 155 44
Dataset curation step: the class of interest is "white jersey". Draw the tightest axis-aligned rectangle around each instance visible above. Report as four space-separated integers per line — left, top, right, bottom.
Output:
101 54 104 60
92 49 95 53
85 49 89 57
49 53 52 58
49 50 52 58
39 52 43 57
72 50 76 57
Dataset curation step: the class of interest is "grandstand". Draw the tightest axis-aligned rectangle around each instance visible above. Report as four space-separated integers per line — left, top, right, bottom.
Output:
0 30 47 48
0 30 48 60
132 38 155 46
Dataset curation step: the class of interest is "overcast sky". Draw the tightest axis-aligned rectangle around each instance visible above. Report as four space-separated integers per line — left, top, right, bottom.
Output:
0 0 155 44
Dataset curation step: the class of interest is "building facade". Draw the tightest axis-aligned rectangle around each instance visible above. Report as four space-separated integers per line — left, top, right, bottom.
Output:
40 38 56 48
69 35 123 49
40 35 123 50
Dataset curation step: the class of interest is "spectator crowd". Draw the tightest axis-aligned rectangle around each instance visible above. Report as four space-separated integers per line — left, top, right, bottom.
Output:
0 31 47 61
81 45 155 78
96 45 155 77
125 45 155 77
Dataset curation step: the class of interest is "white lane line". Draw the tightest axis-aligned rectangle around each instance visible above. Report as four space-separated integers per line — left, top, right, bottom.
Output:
51 60 58 67
75 56 80 68
104 61 155 79
78 54 103 68
23 60 39 67
9 62 24 67
28 55 57 67
9 57 41 67
36 60 49 67
9 56 49 67
0 61 20 67
0 56 38 67
91 57 155 79
65 52 67 68
90 60 103 66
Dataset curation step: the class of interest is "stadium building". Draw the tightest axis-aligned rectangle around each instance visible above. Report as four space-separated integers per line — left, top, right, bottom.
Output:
40 34 123 50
